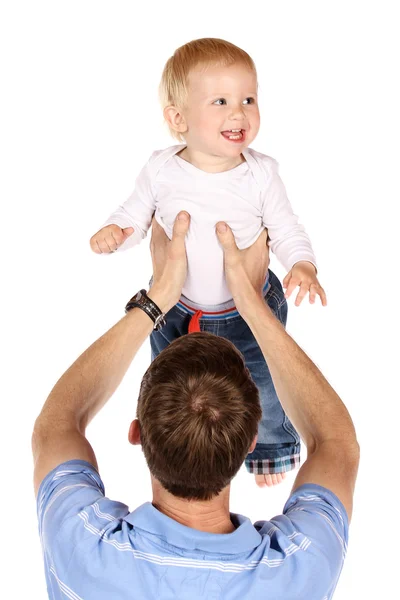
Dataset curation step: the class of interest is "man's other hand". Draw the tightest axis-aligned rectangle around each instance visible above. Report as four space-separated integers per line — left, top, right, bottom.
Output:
215 223 270 315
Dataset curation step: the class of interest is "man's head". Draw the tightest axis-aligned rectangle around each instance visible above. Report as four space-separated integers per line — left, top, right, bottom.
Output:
159 38 260 157
131 332 261 501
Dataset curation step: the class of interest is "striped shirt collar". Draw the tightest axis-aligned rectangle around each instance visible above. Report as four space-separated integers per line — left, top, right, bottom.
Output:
124 502 262 553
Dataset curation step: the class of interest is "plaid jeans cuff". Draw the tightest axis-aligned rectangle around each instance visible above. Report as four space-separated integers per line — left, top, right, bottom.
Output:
245 453 301 475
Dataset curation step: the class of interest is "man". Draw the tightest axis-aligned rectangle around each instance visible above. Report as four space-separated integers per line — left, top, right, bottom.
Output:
33 211 359 599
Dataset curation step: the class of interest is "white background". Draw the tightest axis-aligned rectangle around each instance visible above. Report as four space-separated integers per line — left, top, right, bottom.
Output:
1 1 399 598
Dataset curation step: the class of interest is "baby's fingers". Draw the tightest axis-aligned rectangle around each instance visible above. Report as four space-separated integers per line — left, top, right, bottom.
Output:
90 236 101 253
282 273 291 289
309 282 328 306
318 286 328 306
105 234 118 252
90 233 115 253
294 282 309 306
90 234 104 254
284 276 298 299
90 226 118 253
98 236 113 253
309 284 318 304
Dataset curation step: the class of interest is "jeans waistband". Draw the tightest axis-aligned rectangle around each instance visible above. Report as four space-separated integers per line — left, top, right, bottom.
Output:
176 273 270 320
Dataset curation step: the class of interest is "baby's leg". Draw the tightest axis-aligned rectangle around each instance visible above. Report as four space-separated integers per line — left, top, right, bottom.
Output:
249 271 300 486
150 306 190 360
246 361 300 487
218 270 301 487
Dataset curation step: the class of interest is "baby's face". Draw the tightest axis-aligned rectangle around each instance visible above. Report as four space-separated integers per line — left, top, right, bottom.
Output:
182 63 260 157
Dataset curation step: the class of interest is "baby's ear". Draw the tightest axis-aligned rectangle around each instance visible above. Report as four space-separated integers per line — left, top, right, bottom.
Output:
163 106 188 134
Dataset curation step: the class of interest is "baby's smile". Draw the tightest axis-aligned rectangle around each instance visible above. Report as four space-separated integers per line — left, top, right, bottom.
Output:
221 128 246 143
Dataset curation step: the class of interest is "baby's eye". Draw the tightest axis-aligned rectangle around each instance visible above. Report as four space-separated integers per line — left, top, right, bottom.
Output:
213 98 227 105
243 97 255 105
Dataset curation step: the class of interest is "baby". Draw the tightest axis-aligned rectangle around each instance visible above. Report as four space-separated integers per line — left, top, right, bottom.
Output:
90 38 327 487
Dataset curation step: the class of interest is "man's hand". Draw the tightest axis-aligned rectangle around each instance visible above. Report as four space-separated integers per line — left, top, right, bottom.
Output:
215 223 270 315
32 212 190 496
148 212 190 313
90 224 134 254
283 261 327 306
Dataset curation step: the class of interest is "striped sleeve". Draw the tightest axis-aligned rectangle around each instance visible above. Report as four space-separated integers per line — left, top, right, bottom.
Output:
282 484 349 558
37 460 129 562
280 484 349 596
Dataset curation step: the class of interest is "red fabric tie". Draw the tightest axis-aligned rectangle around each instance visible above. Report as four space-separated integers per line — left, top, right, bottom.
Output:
188 310 203 333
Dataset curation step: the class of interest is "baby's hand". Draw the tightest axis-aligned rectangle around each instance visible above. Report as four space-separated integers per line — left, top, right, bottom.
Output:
90 225 134 254
283 261 327 307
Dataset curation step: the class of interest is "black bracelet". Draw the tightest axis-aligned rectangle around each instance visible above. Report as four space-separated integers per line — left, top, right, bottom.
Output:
125 289 167 331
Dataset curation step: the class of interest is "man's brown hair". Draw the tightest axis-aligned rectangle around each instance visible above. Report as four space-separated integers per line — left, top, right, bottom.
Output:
137 332 261 501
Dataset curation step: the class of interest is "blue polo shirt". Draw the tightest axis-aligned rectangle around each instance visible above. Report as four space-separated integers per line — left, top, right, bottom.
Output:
37 460 349 599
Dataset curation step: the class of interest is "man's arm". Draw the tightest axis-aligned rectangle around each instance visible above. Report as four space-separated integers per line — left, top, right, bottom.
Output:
32 212 190 496
216 222 359 520
245 302 359 518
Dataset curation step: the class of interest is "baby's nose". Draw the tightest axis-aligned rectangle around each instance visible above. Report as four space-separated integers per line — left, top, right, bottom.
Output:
229 105 246 120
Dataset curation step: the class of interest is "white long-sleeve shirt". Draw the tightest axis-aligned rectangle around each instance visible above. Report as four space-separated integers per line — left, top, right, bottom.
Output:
103 144 317 305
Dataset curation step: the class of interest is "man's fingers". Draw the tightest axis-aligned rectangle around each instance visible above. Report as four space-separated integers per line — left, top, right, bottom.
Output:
215 221 238 252
295 282 309 306
168 212 190 259
172 211 190 241
150 217 168 263
216 222 242 270
151 216 163 237
253 228 268 248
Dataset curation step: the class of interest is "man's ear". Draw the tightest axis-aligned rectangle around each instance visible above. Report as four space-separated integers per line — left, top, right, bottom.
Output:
163 105 188 134
248 435 257 454
128 419 141 445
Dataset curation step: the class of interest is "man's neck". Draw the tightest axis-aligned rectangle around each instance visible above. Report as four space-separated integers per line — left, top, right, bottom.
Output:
151 477 235 534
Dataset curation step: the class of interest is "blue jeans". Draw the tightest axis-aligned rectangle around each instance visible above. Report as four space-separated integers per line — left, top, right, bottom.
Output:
149 269 300 475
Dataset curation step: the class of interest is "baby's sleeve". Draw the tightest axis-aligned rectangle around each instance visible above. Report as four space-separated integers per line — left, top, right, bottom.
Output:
101 154 157 251
260 158 318 272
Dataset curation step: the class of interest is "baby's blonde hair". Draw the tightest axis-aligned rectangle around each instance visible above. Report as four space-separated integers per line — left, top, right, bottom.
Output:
159 38 257 142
